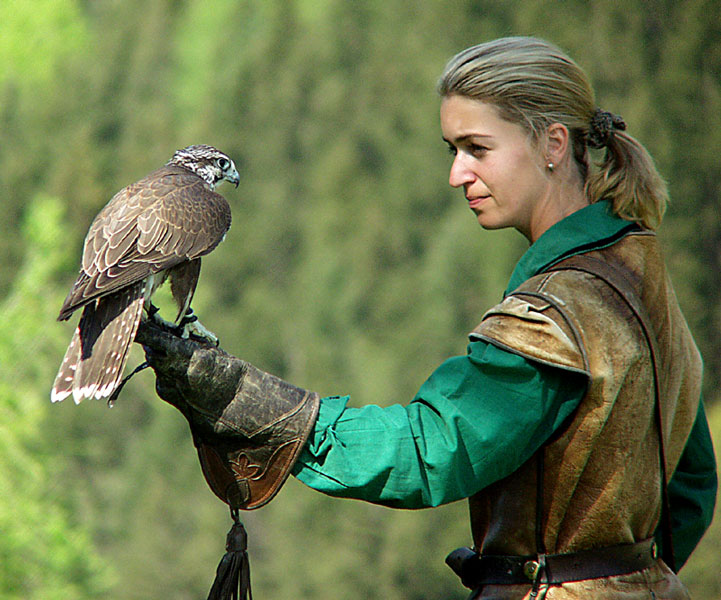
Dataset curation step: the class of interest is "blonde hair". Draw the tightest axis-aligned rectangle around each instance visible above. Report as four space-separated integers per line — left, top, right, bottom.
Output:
438 37 667 230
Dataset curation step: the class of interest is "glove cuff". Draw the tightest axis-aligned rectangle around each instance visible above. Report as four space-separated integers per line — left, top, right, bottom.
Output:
192 363 320 510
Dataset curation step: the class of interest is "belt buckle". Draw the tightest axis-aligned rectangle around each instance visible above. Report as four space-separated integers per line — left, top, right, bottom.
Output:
651 541 659 560
523 559 541 581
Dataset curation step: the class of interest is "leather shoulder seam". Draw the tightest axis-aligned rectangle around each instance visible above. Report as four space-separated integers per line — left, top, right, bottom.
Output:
473 333 591 377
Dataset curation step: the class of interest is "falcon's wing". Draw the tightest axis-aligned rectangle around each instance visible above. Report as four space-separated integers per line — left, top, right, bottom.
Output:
58 165 231 320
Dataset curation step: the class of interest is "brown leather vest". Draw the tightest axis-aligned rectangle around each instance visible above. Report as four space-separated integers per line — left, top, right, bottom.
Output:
467 231 701 598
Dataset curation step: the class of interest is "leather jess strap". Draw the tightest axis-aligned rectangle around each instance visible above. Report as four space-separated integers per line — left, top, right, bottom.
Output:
446 538 657 589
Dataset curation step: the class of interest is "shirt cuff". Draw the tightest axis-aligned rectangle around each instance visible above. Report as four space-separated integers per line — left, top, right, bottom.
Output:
292 395 349 476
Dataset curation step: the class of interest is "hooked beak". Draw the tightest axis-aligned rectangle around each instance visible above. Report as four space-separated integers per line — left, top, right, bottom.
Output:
227 167 240 188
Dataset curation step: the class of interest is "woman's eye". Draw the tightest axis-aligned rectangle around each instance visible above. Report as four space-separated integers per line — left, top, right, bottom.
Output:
446 144 458 156
469 144 487 157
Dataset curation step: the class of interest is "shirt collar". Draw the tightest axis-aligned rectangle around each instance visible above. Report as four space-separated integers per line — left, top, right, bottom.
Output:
505 200 639 295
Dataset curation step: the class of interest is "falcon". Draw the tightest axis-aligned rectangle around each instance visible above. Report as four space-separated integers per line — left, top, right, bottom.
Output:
51 144 238 404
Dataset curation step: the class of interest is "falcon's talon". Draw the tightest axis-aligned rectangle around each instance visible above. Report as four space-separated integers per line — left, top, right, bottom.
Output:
183 318 219 346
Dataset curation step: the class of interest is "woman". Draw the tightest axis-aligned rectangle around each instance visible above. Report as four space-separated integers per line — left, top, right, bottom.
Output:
139 37 716 599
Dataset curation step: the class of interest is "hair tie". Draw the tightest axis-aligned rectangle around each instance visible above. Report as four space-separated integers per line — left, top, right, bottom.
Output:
588 108 626 149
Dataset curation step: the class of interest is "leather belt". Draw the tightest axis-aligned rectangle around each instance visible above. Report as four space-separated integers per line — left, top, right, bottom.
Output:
446 538 657 589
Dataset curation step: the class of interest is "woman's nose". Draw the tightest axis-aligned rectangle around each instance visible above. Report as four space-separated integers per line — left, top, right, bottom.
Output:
448 154 475 188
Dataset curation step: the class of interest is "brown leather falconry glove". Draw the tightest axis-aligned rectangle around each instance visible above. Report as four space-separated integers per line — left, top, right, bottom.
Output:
135 319 320 510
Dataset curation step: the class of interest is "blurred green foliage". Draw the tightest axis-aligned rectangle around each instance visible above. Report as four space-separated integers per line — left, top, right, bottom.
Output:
0 0 719 598
0 196 113 598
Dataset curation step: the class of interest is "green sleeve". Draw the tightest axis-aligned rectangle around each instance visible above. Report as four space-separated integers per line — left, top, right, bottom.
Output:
292 341 586 508
656 399 718 569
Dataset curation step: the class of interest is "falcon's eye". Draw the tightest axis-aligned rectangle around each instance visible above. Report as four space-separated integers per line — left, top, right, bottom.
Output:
217 157 231 171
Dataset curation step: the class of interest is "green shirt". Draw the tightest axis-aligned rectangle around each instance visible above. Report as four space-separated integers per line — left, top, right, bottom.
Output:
293 201 717 567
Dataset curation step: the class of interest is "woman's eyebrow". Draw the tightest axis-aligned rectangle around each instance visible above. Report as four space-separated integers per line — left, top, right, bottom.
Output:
443 133 493 144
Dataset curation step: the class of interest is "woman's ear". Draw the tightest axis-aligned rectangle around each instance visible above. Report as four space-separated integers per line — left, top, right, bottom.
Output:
544 122 571 167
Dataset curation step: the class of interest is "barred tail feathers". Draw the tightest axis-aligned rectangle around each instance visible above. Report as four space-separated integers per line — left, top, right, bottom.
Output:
51 326 82 403
51 281 146 403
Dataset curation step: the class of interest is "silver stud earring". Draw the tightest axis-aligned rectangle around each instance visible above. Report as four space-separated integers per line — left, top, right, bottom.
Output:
546 162 555 173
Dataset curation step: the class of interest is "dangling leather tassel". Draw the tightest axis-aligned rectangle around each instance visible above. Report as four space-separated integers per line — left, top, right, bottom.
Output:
207 509 252 600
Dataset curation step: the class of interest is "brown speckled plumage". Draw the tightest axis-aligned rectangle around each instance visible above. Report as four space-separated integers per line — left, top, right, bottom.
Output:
52 145 237 403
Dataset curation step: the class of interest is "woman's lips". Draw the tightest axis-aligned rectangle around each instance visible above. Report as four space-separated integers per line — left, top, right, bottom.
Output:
467 196 489 209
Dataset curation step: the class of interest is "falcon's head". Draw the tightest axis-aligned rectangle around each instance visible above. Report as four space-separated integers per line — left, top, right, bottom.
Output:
168 144 240 190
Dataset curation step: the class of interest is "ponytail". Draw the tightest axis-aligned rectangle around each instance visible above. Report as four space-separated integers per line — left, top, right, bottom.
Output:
584 109 668 230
